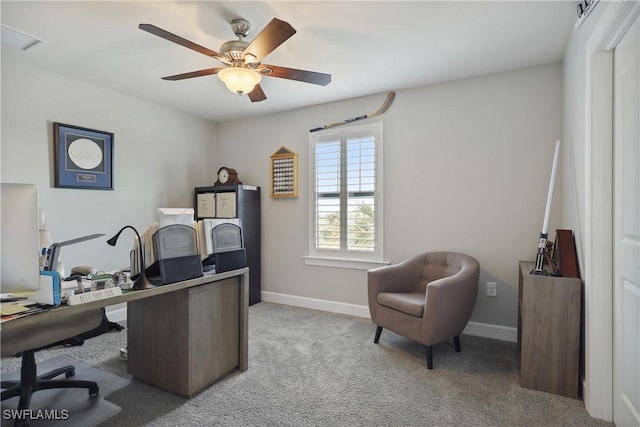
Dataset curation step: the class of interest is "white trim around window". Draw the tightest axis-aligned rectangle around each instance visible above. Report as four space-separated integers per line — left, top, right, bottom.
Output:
307 122 384 269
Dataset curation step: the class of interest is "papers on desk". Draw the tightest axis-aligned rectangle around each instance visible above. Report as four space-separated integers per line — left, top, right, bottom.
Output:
1 302 48 323
198 218 241 257
1 304 32 316
132 217 242 274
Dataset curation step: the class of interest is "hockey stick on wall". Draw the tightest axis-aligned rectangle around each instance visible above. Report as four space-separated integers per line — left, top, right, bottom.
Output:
309 91 396 133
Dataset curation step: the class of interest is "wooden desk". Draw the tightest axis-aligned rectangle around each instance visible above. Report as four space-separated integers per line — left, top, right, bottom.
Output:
518 261 581 398
1 268 249 398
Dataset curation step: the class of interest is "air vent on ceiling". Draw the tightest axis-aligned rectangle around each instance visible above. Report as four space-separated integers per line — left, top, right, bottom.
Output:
1 24 47 51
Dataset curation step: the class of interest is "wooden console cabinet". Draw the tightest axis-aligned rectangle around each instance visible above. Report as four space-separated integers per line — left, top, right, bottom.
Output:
518 261 581 398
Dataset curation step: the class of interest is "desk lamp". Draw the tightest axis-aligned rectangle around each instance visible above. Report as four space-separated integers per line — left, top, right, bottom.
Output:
107 225 153 290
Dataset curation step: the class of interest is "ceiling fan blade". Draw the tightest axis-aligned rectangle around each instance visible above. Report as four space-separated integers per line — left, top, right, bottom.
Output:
263 65 331 86
248 84 267 102
243 18 296 62
139 24 225 60
162 68 224 81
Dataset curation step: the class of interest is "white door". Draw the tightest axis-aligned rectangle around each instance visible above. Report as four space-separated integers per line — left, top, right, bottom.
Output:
613 14 640 427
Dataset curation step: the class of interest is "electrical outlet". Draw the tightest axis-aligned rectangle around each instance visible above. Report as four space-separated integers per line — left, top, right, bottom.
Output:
486 282 497 297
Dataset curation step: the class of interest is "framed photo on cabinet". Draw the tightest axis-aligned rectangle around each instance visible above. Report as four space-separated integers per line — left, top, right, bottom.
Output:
196 193 216 218
216 192 236 218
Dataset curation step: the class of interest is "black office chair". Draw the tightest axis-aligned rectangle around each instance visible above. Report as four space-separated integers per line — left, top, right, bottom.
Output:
1 309 104 426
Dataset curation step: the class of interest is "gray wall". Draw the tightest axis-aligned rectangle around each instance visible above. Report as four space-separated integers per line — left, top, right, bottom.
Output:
1 57 218 272
1 54 562 333
217 62 563 329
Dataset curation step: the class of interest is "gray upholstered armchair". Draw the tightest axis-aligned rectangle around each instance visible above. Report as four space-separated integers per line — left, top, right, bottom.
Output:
368 251 480 369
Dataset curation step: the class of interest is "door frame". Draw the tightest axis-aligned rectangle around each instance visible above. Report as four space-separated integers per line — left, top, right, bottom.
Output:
584 1 639 420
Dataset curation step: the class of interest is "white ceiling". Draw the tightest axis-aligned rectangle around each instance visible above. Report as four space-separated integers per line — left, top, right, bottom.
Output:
1 1 576 123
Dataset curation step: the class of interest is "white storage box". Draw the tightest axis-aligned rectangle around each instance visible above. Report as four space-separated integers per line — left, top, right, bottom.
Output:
157 208 195 229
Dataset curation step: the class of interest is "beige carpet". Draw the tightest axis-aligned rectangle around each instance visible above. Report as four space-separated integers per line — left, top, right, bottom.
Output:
1 303 614 426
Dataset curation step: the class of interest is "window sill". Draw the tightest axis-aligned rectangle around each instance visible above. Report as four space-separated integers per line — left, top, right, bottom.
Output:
303 256 389 271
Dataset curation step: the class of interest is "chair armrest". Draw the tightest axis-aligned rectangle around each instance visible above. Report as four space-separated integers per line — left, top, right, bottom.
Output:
421 265 479 344
367 257 421 295
367 256 424 322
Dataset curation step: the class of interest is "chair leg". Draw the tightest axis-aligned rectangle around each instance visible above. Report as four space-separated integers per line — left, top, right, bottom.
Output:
1 384 21 401
14 352 37 412
453 335 461 352
34 379 99 396
1 349 100 415
38 365 75 380
1 381 19 389
425 345 433 369
374 326 383 343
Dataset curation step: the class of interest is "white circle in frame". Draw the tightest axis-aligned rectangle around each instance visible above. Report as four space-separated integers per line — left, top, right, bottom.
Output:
68 138 102 170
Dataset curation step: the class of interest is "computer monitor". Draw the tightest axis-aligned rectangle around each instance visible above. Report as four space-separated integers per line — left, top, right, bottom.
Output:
1 183 41 293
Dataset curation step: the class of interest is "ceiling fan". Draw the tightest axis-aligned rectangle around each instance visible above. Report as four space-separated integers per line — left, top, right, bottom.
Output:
139 18 331 102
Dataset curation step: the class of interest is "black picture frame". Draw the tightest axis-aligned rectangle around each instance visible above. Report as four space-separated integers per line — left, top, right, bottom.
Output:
53 122 113 190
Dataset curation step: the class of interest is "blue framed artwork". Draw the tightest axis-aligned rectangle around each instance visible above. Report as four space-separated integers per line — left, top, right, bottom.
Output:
53 123 113 190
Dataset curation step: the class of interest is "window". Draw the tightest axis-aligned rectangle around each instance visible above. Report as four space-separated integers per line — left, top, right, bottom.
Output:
307 122 384 268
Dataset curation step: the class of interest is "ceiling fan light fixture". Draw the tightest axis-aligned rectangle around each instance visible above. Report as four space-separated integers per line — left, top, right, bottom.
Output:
218 67 261 95
141 18 331 103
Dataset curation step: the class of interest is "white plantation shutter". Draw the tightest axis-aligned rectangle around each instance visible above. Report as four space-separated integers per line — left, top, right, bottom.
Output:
315 139 341 250
346 134 376 252
310 123 383 261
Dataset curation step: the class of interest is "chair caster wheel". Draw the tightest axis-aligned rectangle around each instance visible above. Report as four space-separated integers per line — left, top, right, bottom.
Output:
89 385 99 396
65 369 76 378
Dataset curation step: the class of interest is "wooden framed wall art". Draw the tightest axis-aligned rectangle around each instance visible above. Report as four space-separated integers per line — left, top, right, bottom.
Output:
270 146 298 198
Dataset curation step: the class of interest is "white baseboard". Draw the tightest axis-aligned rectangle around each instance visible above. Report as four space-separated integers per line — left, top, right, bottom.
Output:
261 291 371 318
104 291 517 342
260 291 517 342
462 321 517 343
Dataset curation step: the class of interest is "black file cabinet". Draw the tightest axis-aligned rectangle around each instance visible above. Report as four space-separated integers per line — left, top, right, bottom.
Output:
194 185 261 305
